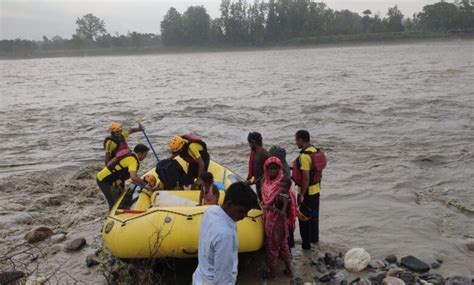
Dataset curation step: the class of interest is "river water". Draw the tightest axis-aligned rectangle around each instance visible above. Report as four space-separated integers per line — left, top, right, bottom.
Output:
1 40 473 281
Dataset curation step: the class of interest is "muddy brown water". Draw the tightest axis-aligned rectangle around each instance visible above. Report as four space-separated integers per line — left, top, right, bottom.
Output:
1 40 473 283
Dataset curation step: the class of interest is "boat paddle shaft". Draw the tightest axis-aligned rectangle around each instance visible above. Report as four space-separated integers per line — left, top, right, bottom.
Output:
139 123 160 162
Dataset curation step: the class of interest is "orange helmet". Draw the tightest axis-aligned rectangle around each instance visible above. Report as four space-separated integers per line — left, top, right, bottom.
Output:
169 136 185 153
143 174 157 188
108 122 122 133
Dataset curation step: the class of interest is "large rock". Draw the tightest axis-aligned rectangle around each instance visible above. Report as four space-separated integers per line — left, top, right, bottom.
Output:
65 237 86 252
400 256 430 273
344 248 371 272
24 227 54 243
444 275 472 285
382 277 406 285
0 271 25 284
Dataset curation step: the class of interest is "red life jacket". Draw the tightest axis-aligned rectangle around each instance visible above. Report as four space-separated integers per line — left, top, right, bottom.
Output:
292 145 327 187
103 134 129 158
179 134 208 164
103 150 139 184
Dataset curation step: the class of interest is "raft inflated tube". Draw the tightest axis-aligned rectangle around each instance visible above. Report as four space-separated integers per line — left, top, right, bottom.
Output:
101 159 264 259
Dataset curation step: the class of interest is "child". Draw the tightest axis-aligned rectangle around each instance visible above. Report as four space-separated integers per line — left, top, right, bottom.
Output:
198 172 220 206
263 177 294 278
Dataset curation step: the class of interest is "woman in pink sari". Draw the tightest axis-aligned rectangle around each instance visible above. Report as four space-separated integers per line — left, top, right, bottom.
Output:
261 156 297 278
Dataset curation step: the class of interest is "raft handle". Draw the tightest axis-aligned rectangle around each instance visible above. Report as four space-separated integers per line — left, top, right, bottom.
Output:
182 248 198 255
186 215 193 220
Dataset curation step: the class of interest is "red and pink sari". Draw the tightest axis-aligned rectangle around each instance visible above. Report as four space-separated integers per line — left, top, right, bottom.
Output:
261 156 297 267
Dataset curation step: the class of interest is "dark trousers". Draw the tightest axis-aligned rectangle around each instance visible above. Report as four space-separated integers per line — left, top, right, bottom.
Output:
97 179 124 210
288 228 295 248
186 151 210 181
298 193 320 249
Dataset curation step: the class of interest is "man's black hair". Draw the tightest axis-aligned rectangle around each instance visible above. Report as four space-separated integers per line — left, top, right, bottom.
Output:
134 144 150 153
247 132 263 146
295 130 310 142
224 182 258 209
200 172 214 184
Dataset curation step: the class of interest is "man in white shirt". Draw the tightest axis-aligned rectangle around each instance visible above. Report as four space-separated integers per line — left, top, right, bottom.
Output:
193 182 258 285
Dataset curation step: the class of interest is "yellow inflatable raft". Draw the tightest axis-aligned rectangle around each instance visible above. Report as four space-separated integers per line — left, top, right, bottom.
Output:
101 158 264 259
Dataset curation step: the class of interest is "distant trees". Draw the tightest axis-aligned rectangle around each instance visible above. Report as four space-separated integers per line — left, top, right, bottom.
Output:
75 13 107 43
385 5 404 32
160 6 212 45
415 1 473 32
158 0 471 47
161 8 184 45
183 6 211 44
1 0 473 57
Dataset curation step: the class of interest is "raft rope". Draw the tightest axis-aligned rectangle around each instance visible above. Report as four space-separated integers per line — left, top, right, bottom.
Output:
108 208 263 226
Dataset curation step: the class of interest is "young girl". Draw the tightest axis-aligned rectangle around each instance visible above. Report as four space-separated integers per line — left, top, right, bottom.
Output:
263 177 294 278
198 172 220 205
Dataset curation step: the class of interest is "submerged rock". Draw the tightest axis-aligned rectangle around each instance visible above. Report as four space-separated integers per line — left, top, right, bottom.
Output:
419 273 445 285
335 257 345 268
50 233 66 244
24 227 54 243
351 278 371 285
399 271 416 284
330 272 347 285
48 244 64 255
65 237 86 252
369 272 387 285
465 239 474 251
400 256 430 273
0 203 26 211
385 255 397 264
0 271 25 284
445 275 472 285
430 262 440 269
86 254 100 267
368 260 386 270
387 268 403 277
28 276 48 285
344 248 371 272
382 277 406 285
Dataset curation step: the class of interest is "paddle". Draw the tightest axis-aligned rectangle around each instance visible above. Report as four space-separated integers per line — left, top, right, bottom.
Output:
138 122 160 162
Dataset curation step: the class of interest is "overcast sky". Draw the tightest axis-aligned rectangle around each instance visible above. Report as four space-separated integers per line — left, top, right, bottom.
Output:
1 0 442 40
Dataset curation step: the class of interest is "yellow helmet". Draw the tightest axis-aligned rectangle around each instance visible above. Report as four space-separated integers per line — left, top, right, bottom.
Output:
108 122 122 132
169 136 185 153
143 174 157 188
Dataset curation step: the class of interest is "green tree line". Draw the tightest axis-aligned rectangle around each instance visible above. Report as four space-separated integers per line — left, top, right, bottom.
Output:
1 1 473 57
161 0 474 45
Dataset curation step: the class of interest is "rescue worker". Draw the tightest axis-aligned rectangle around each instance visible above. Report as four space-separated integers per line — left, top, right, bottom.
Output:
292 130 326 250
103 122 143 164
97 143 152 210
168 135 210 186
246 132 270 200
